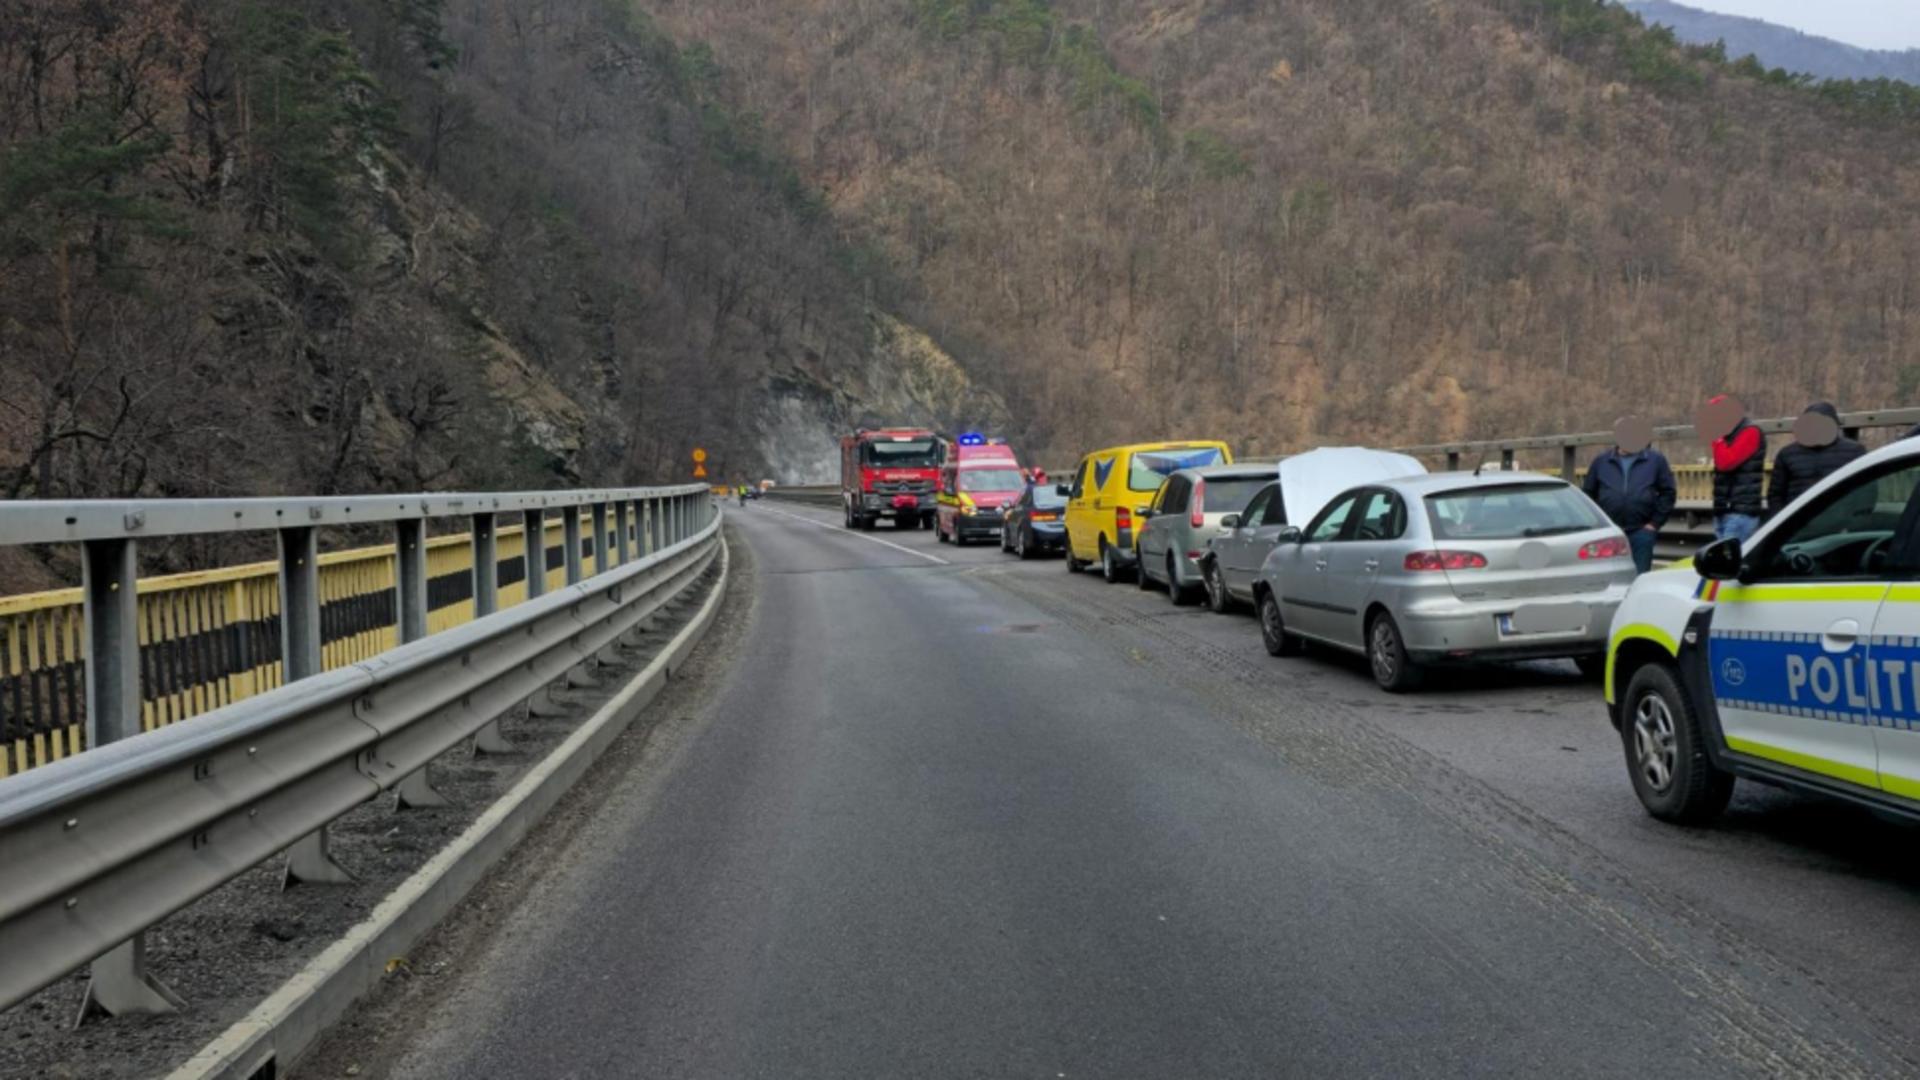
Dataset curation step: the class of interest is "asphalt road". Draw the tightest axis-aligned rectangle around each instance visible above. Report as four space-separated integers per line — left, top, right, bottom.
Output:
364 501 1920 1079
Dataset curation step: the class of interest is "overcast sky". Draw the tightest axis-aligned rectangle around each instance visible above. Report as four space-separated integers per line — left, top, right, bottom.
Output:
1678 1 1920 51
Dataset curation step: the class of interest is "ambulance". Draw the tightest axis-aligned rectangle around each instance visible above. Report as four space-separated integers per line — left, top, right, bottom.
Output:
1605 437 1920 825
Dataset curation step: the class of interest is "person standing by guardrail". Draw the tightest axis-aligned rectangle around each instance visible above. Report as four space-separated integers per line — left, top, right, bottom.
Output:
1581 416 1676 575
1700 394 1765 544
1767 402 1865 518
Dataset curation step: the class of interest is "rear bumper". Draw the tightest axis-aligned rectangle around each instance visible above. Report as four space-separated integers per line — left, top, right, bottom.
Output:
1398 593 1626 661
1023 523 1066 548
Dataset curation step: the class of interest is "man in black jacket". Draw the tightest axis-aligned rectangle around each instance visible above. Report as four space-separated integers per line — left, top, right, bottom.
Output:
1583 418 1677 574
1768 402 1866 517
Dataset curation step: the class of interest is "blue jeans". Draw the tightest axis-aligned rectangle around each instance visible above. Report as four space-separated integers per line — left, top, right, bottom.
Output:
1628 528 1657 575
1715 513 1759 544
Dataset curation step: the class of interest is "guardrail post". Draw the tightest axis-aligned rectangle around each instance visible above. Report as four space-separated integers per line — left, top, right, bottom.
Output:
393 517 448 809
613 501 631 566
76 536 186 1022
1500 448 1515 472
591 502 610 576
469 512 513 755
522 508 564 718
279 526 354 888
562 507 584 585
1561 444 1577 483
1446 451 1460 471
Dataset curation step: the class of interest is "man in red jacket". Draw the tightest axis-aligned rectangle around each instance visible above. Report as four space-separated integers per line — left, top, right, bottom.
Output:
1700 394 1766 544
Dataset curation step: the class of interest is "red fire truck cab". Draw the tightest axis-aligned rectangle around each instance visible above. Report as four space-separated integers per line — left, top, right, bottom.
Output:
841 428 943 531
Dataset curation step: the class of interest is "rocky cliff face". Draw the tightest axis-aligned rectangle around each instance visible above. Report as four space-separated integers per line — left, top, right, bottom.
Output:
756 312 1013 483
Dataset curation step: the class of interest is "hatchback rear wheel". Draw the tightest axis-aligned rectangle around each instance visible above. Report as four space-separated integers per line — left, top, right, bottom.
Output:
1366 612 1424 693
1167 556 1198 606
1203 561 1232 614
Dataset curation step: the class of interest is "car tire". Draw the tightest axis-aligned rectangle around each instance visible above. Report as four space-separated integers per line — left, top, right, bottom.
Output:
843 504 854 529
1203 560 1232 614
1136 550 1156 591
1016 528 1032 560
1623 663 1734 825
1101 542 1128 585
1366 612 1424 693
1258 590 1302 657
1167 556 1198 606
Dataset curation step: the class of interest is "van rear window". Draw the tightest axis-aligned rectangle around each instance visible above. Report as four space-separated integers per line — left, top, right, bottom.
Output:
1130 448 1225 492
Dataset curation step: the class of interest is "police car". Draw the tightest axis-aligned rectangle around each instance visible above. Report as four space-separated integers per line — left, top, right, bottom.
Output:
1606 436 1920 824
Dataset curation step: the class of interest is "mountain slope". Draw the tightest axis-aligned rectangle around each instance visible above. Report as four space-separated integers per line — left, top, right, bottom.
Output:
0 0 1005 512
640 0 1920 460
1621 1 1920 83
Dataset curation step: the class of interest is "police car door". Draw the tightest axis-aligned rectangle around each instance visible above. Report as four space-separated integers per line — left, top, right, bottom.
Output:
1707 461 1903 793
1856 458 1920 799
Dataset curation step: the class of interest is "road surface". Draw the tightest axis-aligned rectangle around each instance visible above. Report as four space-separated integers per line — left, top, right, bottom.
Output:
336 501 1920 1078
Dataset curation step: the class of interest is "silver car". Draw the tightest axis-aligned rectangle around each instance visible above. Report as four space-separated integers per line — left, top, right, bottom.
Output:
1136 465 1278 605
1253 473 1635 691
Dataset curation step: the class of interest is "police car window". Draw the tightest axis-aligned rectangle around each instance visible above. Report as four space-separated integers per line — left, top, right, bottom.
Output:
1307 494 1359 543
1756 460 1920 580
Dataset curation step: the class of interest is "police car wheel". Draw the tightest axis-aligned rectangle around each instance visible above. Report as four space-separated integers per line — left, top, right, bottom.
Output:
1367 613 1424 693
1623 663 1734 825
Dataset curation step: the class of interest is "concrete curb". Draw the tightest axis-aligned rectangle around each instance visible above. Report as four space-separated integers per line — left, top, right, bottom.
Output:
165 538 730 1080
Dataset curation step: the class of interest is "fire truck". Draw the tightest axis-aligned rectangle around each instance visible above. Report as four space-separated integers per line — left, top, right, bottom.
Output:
840 427 944 531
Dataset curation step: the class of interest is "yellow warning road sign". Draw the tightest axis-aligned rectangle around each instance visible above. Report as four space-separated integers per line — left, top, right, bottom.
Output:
693 464 708 479
692 448 708 464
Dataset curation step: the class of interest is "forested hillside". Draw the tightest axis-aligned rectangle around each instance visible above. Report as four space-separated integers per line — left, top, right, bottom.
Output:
642 0 1920 461
5 0 1919 508
1623 1 1920 84
0 0 1005 511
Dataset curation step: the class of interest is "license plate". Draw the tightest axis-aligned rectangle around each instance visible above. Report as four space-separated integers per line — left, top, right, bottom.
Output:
1500 603 1589 637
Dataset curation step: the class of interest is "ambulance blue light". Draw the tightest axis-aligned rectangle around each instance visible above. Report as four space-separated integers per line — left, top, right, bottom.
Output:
959 432 986 446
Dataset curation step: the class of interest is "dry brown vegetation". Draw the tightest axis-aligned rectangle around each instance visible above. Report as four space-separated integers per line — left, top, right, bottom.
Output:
641 0 1919 461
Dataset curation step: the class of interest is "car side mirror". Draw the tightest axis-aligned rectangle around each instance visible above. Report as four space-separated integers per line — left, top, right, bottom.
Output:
1138 508 1157 520
1220 514 1240 529
1055 484 1072 498
1697 537 1746 582
1278 526 1304 544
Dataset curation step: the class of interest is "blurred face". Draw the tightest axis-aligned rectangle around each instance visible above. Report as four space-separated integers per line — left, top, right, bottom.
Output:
1695 396 1744 442
1614 416 1652 455
1794 411 1840 449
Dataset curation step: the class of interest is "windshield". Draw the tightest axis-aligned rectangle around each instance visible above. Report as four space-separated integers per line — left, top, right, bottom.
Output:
1130 447 1226 492
861 438 940 469
960 469 1024 493
1198 478 1270 516
1426 484 1607 540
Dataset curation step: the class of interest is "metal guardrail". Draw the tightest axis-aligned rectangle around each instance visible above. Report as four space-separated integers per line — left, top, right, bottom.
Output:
0 485 716 1021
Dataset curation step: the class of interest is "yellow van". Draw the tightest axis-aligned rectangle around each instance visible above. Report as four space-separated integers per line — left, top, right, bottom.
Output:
1060 441 1234 582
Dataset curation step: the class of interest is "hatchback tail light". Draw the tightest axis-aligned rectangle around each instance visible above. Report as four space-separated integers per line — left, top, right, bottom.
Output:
1579 536 1630 560
1191 479 1207 528
1404 550 1488 572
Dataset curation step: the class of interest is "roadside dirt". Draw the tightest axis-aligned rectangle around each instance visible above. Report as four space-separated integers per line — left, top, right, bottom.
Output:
0 538 736 1080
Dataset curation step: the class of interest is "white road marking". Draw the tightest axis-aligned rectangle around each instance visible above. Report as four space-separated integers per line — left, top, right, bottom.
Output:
755 505 950 565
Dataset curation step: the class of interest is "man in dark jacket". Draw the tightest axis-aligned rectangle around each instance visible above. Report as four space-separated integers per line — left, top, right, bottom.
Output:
1584 422 1677 574
1768 402 1866 517
1705 395 1766 543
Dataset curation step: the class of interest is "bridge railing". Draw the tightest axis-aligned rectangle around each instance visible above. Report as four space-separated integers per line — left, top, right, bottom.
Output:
0 485 717 1019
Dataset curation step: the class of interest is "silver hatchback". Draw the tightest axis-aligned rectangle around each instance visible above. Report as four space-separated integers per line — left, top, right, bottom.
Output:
1253 473 1634 691
1136 465 1279 605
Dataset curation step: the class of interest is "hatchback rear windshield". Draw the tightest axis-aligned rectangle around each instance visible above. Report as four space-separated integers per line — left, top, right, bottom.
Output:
1426 484 1608 540
1198 478 1270 516
1130 447 1226 492
862 439 940 468
1032 487 1069 509
960 469 1024 492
